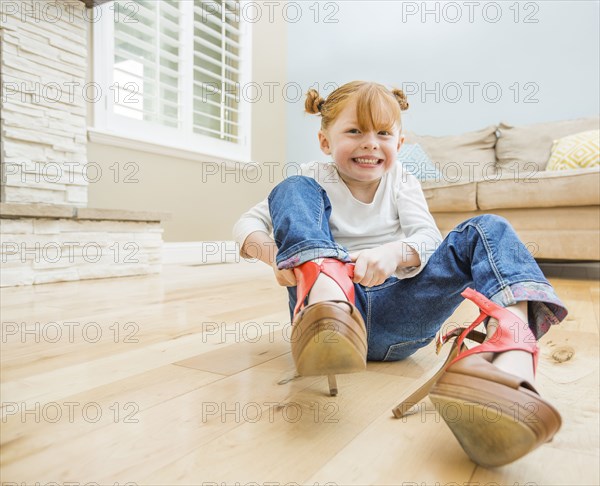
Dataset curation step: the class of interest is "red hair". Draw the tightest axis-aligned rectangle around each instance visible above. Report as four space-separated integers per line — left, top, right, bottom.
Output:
305 81 409 132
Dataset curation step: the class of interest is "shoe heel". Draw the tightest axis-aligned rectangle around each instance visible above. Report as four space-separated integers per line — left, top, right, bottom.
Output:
328 375 338 396
291 259 367 396
392 341 461 418
393 287 560 467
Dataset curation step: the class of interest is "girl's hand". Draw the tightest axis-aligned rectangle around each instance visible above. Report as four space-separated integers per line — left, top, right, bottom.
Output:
272 262 297 287
349 246 398 287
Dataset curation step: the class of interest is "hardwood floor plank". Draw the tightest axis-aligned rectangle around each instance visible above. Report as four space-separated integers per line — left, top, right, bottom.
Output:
1 325 266 408
140 370 475 485
174 320 290 376
1 364 224 465
547 280 600 335
0 354 321 483
305 394 477 485
0 307 289 381
471 448 599 485
537 329 600 456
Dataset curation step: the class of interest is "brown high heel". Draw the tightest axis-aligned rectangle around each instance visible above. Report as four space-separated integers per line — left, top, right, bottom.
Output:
291 258 367 396
392 287 562 467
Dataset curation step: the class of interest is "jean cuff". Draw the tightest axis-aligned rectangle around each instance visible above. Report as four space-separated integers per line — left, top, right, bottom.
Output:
488 281 569 339
276 240 351 269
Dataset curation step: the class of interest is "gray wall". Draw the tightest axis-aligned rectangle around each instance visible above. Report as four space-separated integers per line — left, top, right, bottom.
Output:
286 0 600 163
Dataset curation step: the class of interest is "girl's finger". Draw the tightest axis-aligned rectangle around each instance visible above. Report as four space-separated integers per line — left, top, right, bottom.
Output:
362 271 375 287
352 259 367 283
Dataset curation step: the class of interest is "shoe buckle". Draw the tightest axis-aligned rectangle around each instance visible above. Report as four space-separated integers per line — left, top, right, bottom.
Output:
435 331 447 354
435 327 464 354
435 332 442 354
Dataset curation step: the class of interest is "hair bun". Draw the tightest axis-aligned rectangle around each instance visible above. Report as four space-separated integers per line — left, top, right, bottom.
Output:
305 88 325 115
392 88 409 111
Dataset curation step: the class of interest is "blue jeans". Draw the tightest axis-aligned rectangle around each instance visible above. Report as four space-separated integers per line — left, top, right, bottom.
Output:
268 176 568 362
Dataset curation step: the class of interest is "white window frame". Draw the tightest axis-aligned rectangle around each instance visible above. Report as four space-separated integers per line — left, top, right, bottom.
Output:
90 1 252 163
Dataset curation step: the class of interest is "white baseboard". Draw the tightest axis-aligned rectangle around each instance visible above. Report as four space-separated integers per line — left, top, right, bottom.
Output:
162 241 240 265
163 242 600 278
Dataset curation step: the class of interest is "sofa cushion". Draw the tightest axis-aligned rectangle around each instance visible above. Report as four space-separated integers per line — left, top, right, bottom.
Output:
496 117 600 172
421 179 478 212
397 143 442 181
477 166 600 210
431 207 600 261
546 129 600 170
405 125 497 182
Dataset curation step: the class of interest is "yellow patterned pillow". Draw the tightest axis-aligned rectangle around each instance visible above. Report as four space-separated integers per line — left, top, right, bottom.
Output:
546 129 600 170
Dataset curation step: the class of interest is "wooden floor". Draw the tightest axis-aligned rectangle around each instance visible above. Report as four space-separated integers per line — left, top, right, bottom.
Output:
1 262 598 485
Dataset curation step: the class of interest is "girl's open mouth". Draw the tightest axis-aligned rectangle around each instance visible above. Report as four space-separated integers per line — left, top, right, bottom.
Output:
352 157 382 166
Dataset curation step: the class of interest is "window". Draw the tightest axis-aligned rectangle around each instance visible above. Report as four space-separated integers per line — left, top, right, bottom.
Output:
92 1 251 162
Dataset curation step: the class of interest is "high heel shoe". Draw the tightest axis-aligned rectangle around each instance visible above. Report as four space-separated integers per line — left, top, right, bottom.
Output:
291 258 367 396
392 287 562 467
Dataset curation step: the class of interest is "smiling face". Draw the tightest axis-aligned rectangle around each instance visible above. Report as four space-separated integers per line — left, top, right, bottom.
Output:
318 96 404 186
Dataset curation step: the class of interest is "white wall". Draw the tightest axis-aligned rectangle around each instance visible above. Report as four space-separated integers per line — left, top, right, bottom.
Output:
286 0 600 163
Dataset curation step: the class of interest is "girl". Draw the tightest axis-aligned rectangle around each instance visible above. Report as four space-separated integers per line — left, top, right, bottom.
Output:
233 81 567 468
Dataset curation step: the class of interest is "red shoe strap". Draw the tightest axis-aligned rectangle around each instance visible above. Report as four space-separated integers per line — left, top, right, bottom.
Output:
438 287 540 375
293 258 355 317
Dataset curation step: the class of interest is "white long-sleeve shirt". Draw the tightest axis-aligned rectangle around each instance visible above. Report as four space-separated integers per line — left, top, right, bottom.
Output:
232 161 444 279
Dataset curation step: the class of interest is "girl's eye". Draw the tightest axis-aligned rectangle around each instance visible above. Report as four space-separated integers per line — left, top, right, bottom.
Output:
379 131 391 136
347 129 360 134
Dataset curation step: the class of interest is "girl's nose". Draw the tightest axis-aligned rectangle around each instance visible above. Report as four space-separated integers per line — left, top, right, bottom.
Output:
361 136 378 150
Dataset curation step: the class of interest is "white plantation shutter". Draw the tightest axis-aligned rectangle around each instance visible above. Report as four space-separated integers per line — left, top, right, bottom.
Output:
113 1 182 127
93 0 251 161
193 1 242 142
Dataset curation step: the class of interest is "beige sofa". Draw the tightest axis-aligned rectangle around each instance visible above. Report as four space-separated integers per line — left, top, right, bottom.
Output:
406 116 600 261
